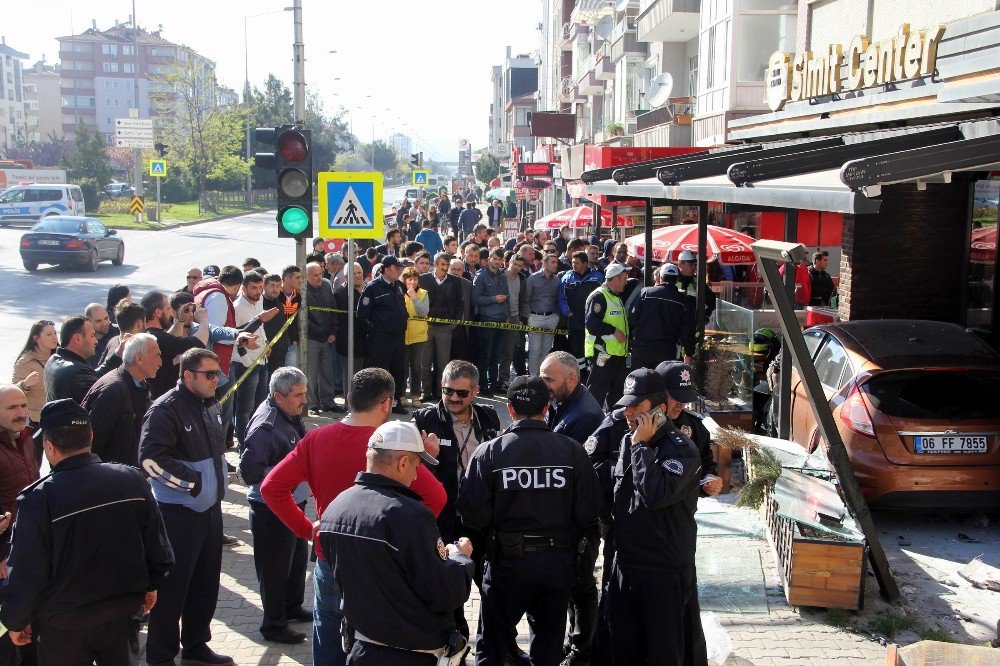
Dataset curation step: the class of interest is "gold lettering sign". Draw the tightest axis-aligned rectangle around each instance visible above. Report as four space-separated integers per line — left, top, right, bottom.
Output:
764 24 944 112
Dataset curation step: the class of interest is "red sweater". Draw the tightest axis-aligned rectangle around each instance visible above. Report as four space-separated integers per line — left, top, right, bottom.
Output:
261 421 447 558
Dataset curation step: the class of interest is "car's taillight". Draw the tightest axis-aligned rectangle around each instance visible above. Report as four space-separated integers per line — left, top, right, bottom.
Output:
65 240 83 249
840 384 875 438
20 240 30 247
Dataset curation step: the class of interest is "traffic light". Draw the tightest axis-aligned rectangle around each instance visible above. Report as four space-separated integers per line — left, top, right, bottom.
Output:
254 124 313 239
154 142 169 157
410 152 423 169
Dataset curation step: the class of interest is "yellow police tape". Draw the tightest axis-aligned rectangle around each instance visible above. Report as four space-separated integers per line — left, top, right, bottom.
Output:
308 306 569 335
219 310 298 405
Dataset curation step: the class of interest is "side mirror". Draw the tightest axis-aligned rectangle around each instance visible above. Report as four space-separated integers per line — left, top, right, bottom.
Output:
108 229 117 236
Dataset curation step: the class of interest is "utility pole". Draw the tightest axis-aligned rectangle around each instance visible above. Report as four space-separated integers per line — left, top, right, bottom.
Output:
291 0 308 371
132 0 143 223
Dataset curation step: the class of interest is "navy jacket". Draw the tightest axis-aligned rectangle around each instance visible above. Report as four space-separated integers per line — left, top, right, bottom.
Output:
358 276 409 337
585 408 628 515
628 282 696 359
138 382 228 512
319 473 474 651
240 397 309 506
548 384 604 446
0 453 173 631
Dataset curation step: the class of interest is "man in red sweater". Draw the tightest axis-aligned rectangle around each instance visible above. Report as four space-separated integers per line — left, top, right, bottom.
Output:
261 368 446 666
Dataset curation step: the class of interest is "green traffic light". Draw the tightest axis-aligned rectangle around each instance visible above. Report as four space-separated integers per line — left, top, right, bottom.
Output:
280 207 310 235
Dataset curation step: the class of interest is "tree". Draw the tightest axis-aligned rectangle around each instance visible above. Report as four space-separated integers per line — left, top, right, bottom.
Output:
306 92 353 172
359 140 398 175
8 130 72 167
61 122 113 212
474 153 500 183
333 151 372 172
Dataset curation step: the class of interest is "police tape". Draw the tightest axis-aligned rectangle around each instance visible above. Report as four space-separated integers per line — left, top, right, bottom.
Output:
307 306 569 335
218 310 298 405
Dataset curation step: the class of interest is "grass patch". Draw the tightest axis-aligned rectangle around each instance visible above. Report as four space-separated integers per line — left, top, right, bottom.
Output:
867 610 917 639
826 608 852 628
919 626 955 643
94 202 265 229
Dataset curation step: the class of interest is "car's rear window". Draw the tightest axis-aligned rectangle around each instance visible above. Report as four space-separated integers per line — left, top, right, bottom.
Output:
865 371 1000 420
31 218 84 234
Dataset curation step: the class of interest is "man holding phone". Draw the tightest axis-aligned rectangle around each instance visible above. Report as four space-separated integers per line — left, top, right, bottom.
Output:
656 361 722 496
603 368 707 666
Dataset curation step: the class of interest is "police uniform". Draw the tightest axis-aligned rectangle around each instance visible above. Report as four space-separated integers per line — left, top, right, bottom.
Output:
0 400 174 665
584 281 629 411
606 370 707 666
656 361 719 487
628 267 696 370
319 422 474 665
456 377 601 665
358 265 409 405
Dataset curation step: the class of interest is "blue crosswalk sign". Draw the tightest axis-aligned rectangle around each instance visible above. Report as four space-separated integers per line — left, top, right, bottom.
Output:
317 172 384 240
412 170 429 186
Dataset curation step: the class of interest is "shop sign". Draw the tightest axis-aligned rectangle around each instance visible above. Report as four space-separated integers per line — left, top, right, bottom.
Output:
765 23 944 112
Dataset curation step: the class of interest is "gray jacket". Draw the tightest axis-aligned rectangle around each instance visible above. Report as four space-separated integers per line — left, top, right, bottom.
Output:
472 266 509 321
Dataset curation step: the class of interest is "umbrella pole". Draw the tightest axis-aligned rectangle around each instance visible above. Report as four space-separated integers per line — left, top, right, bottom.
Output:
644 200 654 287
695 202 708 342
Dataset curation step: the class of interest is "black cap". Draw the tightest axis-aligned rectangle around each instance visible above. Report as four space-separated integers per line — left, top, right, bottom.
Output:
34 399 91 442
614 368 666 407
202 264 220 277
381 255 404 269
507 375 551 417
655 361 699 403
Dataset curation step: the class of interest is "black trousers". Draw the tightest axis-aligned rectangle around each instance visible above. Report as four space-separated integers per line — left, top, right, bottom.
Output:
348 641 436 665
249 500 309 634
605 562 707 666
366 332 406 401
587 354 627 411
35 616 138 666
565 535 600 660
476 550 575 666
632 346 678 371
146 503 222 665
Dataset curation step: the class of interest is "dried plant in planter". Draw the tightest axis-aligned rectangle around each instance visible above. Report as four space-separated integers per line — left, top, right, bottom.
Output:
693 337 743 409
735 437 782 509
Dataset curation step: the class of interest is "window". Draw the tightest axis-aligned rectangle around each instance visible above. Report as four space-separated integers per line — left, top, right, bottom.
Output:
114 99 120 107
26 100 38 110
88 219 108 235
70 188 84 203
804 330 825 358
101 44 118 56
106 115 113 125
814 338 851 389
102 62 119 73
714 20 728 86
124 63 134 74
514 106 531 126
74 61 93 70
122 45 135 56
0 189 25 203
104 80 111 90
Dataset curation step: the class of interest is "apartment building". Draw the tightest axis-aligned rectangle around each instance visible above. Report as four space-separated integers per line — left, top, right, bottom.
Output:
489 47 538 162
23 60 63 142
0 37 29 155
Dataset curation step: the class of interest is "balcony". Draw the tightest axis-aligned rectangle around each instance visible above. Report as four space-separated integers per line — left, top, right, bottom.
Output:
636 0 700 43
577 71 604 96
595 55 615 81
634 99 694 131
560 23 573 51
610 22 647 62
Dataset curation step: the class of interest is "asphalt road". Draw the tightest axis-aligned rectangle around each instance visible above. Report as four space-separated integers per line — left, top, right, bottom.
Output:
0 184 412 377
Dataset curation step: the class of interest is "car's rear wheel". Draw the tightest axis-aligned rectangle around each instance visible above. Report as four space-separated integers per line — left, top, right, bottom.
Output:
86 249 99 272
23 261 38 272
112 243 125 266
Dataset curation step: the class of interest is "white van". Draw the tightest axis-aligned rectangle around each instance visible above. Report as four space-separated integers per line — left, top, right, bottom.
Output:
0 184 86 225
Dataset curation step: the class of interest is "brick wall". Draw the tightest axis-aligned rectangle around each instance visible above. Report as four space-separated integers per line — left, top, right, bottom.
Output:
838 181 971 323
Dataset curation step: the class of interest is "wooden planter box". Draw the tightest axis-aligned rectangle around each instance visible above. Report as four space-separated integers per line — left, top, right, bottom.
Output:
764 495 866 610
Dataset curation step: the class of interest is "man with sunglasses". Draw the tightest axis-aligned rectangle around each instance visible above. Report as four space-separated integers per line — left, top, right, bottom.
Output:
181 267 202 294
139 348 235 666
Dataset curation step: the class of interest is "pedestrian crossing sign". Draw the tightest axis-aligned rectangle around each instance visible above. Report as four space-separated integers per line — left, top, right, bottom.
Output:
412 170 429 186
317 172 384 240
149 159 167 178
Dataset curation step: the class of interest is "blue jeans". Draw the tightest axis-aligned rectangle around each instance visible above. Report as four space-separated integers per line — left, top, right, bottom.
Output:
285 343 299 368
232 362 269 449
476 325 506 391
313 558 347 666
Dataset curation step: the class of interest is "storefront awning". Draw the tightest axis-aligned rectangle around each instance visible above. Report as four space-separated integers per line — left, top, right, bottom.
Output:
583 119 1000 215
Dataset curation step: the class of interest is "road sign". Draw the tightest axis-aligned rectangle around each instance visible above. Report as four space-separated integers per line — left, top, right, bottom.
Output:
317 172 384 240
115 117 153 129
115 137 155 149
412 170 429 186
116 128 154 139
515 187 528 201
129 196 144 214
150 160 167 178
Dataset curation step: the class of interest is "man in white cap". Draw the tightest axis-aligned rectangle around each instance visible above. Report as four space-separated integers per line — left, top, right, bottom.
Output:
583 263 630 410
318 421 474 665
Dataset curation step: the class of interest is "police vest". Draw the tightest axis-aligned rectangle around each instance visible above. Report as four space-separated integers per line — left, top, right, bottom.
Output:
585 285 628 358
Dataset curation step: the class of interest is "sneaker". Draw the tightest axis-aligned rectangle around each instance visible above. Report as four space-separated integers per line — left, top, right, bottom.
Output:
260 626 307 644
221 534 240 547
180 647 235 665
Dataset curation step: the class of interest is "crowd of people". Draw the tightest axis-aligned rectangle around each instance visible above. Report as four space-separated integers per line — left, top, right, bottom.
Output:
0 194 734 666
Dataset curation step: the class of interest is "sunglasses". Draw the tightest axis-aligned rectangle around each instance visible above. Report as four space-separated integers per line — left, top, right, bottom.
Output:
189 369 221 380
186 275 200 280
442 387 471 398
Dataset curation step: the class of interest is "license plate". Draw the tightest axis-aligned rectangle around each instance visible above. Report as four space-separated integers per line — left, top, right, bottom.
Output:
37 240 60 245
914 435 988 454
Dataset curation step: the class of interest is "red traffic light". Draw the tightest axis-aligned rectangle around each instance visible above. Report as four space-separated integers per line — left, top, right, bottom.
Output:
278 131 308 162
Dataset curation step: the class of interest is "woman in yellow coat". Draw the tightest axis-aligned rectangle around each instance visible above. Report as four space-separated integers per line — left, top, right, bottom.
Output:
401 267 430 406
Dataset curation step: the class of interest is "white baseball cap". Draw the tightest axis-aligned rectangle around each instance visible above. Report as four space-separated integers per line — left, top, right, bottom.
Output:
677 249 697 262
605 263 628 280
368 421 438 466
659 263 679 278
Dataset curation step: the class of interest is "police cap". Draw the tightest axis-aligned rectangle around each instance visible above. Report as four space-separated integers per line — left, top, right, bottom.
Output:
655 361 699 404
615 368 666 407
34 399 91 443
507 375 550 417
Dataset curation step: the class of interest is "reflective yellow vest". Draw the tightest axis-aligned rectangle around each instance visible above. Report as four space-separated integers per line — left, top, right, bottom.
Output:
584 285 628 358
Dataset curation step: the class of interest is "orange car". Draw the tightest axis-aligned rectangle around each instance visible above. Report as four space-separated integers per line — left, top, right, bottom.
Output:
787 319 1000 508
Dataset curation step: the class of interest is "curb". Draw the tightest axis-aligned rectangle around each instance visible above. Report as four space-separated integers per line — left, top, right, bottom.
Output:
137 208 273 231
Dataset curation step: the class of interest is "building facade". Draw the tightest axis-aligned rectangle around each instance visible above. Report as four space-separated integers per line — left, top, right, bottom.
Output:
23 60 62 142
0 38 29 155
488 46 538 162
389 132 412 161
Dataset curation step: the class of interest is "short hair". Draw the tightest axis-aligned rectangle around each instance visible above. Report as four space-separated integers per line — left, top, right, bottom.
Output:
442 235 457 246
264 273 282 285
270 366 307 396
242 271 264 287
107 284 130 314
122 332 157 366
59 316 88 347
386 228 402 241
401 266 420 282
169 291 193 312
141 291 168 317
219 266 243 287
572 251 589 264
544 350 579 378
422 218 433 227
253 267 269 277
325 252 345 266
647 391 671 410
306 251 325 265
116 302 147 332
441 359 478 388
490 247 505 259
415 250 431 263
44 424 92 454
84 303 106 319
813 250 829 262
473 222 488 235
179 348 218 375
403 241 424 256
433 251 451 265
348 368 394 412
243 257 261 269
365 247 378 259
567 238 587 253
282 265 301 279
365 446 406 472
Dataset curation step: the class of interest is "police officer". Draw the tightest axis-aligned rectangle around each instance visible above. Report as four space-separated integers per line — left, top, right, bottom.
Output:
677 249 716 325
457 376 601 665
605 368 707 666
358 255 410 414
629 263 696 369
584 263 630 410
1 399 174 665
558 251 604 380
319 421 474 665
656 361 723 496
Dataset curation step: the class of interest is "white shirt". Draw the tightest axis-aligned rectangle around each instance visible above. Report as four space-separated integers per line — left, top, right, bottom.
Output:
232 292 267 366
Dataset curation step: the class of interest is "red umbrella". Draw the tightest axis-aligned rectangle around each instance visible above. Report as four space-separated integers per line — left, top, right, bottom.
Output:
533 206 635 231
624 224 757 264
971 226 996 264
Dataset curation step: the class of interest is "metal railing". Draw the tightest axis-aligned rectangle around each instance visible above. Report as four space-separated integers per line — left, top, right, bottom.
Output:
199 189 275 213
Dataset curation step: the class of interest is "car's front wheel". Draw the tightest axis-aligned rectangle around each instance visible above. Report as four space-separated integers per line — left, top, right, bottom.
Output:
112 243 125 266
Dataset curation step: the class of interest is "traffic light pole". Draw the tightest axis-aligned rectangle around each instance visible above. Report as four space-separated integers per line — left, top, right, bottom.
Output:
291 0 308 372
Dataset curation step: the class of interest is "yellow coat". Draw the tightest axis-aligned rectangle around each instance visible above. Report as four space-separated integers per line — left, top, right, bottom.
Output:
404 287 429 345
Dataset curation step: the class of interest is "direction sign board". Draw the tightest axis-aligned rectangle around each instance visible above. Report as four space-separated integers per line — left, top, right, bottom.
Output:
115 137 155 149
115 117 153 129
150 159 167 178
116 128 154 139
317 172 384 240
129 196 144 214
412 170 429 186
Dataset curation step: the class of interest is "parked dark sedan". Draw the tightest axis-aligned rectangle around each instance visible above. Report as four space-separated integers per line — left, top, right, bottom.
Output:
19 215 125 272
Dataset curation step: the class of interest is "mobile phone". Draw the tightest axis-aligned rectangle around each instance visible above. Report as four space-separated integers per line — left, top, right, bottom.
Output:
649 407 667 429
